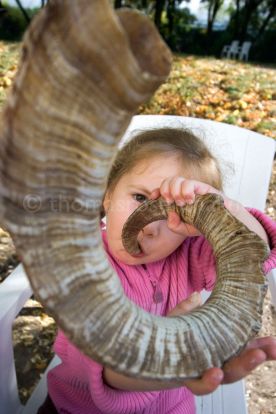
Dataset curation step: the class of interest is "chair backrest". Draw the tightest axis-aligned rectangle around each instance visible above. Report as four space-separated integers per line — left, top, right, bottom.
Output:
226 40 240 58
0 115 275 414
229 40 240 52
122 115 275 211
221 40 239 58
241 41 251 52
239 42 252 60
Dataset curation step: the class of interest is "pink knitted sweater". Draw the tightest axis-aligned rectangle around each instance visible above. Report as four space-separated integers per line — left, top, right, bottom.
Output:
47 209 276 414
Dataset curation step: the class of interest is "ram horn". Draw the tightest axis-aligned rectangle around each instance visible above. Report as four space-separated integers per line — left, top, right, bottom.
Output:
122 195 268 375
0 0 268 381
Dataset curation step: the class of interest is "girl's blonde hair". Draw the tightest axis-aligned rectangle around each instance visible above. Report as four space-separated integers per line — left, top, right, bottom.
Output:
106 128 223 195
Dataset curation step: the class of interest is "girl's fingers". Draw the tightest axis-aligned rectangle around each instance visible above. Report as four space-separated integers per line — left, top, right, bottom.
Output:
179 180 198 205
159 177 178 204
222 348 266 384
246 336 276 357
183 338 276 394
168 177 188 205
168 292 202 317
165 177 196 205
183 368 224 396
221 337 276 384
149 188 160 200
180 180 218 204
167 211 201 236
159 177 220 207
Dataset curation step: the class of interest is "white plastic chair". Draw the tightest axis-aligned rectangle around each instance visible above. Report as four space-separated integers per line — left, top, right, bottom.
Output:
0 115 275 414
221 40 240 59
238 42 252 61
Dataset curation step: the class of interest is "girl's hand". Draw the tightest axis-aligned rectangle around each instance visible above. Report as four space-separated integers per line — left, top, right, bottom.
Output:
167 293 276 396
167 291 202 317
151 176 220 206
150 176 268 243
150 177 221 237
183 336 276 395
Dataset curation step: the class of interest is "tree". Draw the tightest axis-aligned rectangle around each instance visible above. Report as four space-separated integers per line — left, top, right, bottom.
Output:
239 0 264 41
154 0 166 29
113 0 166 29
14 0 30 23
114 0 152 10
228 0 274 42
254 0 276 40
114 0 122 7
232 0 241 37
113 0 191 46
0 0 7 21
201 0 224 37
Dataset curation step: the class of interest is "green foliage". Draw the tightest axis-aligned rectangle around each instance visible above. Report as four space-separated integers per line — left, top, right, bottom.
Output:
160 7 197 51
251 31 276 62
0 5 39 41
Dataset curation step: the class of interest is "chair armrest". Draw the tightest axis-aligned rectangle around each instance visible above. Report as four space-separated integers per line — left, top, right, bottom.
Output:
195 380 248 414
267 269 276 309
0 264 32 323
0 265 33 414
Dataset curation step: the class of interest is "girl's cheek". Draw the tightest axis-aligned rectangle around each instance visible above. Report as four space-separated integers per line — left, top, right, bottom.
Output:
125 199 141 215
108 199 129 215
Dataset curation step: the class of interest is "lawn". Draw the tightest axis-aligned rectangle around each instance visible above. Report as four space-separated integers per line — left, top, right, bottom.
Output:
0 40 275 139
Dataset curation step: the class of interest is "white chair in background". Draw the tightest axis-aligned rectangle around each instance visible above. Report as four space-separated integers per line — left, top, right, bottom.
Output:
221 40 240 59
0 115 275 414
239 41 252 61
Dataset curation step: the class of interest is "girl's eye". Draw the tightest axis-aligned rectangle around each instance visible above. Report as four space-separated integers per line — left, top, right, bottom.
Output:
133 193 147 203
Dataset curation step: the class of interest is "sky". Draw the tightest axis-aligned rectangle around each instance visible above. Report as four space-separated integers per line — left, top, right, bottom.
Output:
5 0 204 14
4 0 229 24
5 0 40 7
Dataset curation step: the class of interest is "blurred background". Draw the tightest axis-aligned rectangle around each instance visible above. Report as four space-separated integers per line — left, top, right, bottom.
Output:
0 0 275 62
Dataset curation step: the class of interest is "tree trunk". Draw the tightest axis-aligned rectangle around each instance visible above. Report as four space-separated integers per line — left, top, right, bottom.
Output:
239 0 264 42
233 0 240 37
14 0 30 23
167 0 175 40
114 0 122 8
207 0 223 38
255 0 276 41
154 0 166 29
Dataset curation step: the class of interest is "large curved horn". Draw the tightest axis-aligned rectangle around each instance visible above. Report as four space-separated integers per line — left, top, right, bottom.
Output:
0 0 268 382
122 195 268 371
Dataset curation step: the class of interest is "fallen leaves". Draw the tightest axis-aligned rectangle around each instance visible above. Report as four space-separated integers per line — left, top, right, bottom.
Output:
0 43 275 138
140 55 276 139
0 228 18 282
0 41 20 105
12 298 57 403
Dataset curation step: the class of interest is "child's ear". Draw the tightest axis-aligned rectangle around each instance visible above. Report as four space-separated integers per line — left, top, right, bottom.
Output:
103 191 111 213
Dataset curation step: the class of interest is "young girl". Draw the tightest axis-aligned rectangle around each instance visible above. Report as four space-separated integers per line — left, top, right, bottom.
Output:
39 128 276 414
